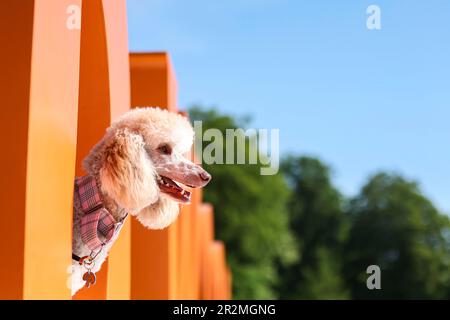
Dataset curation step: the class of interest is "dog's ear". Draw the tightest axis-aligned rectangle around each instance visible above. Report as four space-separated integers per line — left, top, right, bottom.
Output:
98 129 159 212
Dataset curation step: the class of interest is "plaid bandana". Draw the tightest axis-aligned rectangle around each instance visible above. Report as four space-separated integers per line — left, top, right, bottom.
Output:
75 175 118 251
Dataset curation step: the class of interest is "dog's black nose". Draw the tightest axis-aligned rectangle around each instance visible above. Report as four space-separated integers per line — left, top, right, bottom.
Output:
200 172 211 182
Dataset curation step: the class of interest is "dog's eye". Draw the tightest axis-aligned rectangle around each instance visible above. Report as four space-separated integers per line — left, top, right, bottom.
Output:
158 144 172 155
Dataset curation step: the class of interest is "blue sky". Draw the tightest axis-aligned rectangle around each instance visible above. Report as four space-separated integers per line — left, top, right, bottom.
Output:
127 0 450 213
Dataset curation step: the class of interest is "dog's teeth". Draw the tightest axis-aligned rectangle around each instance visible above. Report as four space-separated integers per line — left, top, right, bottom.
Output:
181 190 185 195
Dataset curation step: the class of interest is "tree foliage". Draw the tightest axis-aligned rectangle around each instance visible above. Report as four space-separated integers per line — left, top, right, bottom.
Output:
343 173 450 299
278 156 349 299
189 106 296 299
189 105 450 299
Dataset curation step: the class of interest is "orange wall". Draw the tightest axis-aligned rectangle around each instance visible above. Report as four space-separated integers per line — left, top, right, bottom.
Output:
0 1 230 300
73 0 130 300
129 53 231 300
0 0 81 300
129 53 179 299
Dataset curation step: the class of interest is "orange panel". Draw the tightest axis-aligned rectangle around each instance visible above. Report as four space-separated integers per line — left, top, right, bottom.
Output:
177 143 195 299
226 266 233 300
198 204 215 299
0 0 81 299
204 243 215 300
210 242 220 300
0 0 34 300
172 112 205 300
107 218 131 299
130 53 178 113
183 151 203 300
102 0 131 300
177 192 192 299
73 0 130 300
210 241 226 300
190 183 203 299
130 53 179 299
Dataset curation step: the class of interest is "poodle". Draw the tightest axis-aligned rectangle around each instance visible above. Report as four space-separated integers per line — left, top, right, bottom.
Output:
71 107 211 295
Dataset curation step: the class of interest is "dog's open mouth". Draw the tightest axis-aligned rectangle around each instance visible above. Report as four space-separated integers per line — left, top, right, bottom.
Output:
157 175 192 203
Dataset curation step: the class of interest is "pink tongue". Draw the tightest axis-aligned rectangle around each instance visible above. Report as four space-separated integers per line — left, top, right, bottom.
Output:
160 176 182 191
159 176 191 202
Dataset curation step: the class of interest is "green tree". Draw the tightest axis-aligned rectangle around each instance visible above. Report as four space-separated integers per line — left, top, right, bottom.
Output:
278 156 349 299
189 106 297 299
343 172 450 299
189 106 450 300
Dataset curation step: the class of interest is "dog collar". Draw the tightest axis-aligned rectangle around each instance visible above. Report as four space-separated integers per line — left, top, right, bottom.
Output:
74 175 127 252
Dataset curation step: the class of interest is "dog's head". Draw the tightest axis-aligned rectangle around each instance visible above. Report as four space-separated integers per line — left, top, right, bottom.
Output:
83 107 211 229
